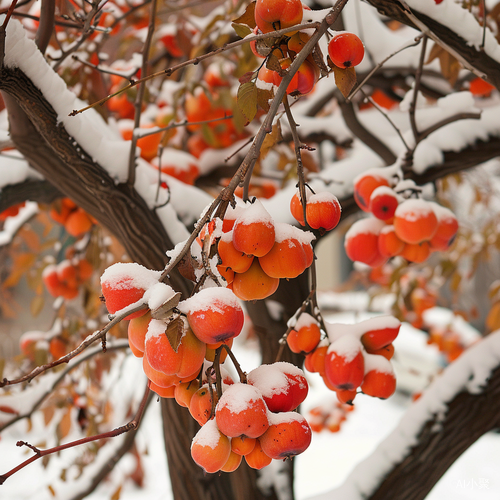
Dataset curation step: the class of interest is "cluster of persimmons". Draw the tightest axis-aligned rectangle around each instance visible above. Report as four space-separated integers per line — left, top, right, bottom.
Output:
289 312 401 405
42 256 94 301
100 263 313 473
214 198 316 301
345 168 459 267
252 0 365 96
308 399 354 433
48 197 96 238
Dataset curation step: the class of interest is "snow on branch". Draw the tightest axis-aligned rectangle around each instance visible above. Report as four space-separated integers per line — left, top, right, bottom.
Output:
364 0 500 87
308 329 500 500
0 16 130 183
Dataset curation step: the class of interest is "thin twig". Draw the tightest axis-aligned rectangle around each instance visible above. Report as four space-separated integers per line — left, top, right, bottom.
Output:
409 34 427 144
0 302 147 387
127 0 157 187
0 383 151 485
0 340 130 433
69 20 323 116
347 34 423 102
283 97 309 227
360 89 410 152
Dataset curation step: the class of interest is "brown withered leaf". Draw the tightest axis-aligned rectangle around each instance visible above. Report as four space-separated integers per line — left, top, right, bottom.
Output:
43 406 55 426
232 1 256 30
426 42 461 86
333 65 357 99
239 71 255 84
165 317 184 352
151 292 182 321
177 254 198 282
57 409 72 441
257 87 273 112
312 43 329 77
490 3 500 43
260 122 282 159
266 53 283 75
111 486 122 500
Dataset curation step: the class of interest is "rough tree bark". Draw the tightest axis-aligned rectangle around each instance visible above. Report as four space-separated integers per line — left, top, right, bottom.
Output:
367 366 500 500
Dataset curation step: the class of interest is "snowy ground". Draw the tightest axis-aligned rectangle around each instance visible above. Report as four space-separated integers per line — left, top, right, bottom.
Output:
1 316 499 500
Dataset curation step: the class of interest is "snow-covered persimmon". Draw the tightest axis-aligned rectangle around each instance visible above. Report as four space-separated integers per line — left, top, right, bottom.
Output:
100 263 161 320
259 412 312 460
258 223 313 279
215 383 270 439
393 199 438 245
248 362 308 413
178 287 244 344
232 199 276 258
191 419 231 474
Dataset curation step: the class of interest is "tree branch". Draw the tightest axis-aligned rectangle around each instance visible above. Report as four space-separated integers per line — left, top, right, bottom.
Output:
365 0 500 88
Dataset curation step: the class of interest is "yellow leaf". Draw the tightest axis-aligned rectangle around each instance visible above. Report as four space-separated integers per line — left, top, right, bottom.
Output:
486 302 500 332
31 295 45 317
111 486 122 500
237 81 258 123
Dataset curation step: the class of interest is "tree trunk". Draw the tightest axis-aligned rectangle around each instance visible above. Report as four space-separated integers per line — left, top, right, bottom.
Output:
367 365 500 500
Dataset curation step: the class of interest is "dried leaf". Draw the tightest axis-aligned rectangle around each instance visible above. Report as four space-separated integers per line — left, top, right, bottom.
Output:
177 254 197 282
426 43 461 86
488 280 500 300
333 65 357 99
232 1 256 29
43 406 55 426
237 81 258 123
239 71 256 84
260 122 282 159
254 37 277 58
311 43 329 77
266 53 283 74
201 123 218 147
3 253 36 288
31 295 45 317
151 292 182 321
57 409 72 441
256 87 273 112
19 228 41 253
450 272 462 292
0 405 19 415
165 317 184 352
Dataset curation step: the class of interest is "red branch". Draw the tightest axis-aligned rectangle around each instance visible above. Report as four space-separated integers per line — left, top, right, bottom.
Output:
0 383 151 485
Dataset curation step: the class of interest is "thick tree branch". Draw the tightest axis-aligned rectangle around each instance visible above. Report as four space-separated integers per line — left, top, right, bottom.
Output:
0 69 188 287
365 0 500 88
